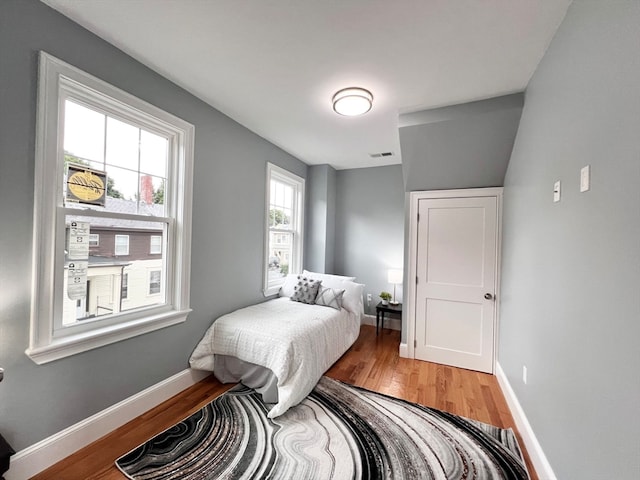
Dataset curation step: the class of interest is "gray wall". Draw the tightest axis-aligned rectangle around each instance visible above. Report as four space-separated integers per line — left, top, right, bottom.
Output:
334 166 405 315
0 0 306 451
399 94 523 192
499 1 640 479
305 164 336 273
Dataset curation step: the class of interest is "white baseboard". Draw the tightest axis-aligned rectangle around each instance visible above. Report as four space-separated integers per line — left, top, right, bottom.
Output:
7 368 210 480
495 362 556 480
361 313 401 331
398 342 409 358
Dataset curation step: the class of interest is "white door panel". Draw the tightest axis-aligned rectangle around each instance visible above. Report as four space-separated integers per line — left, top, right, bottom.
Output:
425 206 487 287
415 196 497 373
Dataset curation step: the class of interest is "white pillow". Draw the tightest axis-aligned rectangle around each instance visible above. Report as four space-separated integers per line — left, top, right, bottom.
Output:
302 270 356 290
340 280 364 317
279 274 300 297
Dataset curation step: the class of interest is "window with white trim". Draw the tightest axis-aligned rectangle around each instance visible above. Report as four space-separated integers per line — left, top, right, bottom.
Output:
114 235 130 256
149 270 162 295
150 235 162 254
89 233 99 247
28 52 194 364
121 273 129 300
263 163 304 296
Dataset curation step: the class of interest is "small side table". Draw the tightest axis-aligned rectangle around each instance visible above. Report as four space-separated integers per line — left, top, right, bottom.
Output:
375 302 402 335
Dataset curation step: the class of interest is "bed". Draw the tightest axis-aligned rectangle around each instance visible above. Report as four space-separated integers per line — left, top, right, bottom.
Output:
189 271 364 418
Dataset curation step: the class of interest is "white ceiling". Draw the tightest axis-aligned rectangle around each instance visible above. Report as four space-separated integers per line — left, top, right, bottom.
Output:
42 0 571 170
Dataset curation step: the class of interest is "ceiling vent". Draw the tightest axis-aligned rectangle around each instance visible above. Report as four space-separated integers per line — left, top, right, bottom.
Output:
369 152 394 158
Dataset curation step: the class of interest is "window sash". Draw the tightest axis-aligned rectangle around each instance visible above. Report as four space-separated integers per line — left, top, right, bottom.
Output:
53 210 171 336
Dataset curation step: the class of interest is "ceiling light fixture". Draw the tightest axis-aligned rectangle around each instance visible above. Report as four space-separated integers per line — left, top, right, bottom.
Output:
332 87 373 116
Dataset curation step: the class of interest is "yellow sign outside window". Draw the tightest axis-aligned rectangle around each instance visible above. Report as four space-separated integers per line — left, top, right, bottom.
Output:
66 164 107 206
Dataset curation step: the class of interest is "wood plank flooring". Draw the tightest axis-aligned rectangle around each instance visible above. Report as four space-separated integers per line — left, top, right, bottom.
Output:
32 325 536 479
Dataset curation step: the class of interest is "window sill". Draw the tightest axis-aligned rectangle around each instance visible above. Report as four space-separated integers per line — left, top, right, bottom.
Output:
26 309 191 365
263 286 282 297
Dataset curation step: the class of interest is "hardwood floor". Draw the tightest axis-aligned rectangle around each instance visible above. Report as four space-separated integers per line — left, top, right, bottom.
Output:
32 325 536 479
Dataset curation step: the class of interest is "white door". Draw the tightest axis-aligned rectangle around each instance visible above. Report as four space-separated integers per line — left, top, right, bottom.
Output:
414 196 497 373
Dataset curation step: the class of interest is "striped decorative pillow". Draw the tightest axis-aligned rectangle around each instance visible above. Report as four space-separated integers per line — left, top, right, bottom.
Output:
314 285 345 310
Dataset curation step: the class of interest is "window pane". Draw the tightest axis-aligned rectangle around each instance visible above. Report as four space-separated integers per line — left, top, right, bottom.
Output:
121 273 128 299
140 130 168 178
149 270 161 295
104 165 138 202
106 117 139 170
62 214 167 327
64 100 105 164
268 231 293 281
150 235 162 254
269 179 294 230
139 174 166 213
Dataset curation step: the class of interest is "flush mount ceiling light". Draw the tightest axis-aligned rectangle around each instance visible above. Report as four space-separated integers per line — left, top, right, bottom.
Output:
332 87 373 116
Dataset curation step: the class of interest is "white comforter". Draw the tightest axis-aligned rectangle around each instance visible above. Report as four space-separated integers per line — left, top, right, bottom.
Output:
189 297 361 418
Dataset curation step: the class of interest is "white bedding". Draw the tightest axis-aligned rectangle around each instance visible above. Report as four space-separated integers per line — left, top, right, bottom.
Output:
189 296 361 418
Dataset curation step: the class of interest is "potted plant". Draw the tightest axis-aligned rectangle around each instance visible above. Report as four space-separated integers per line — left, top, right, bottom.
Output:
379 291 392 306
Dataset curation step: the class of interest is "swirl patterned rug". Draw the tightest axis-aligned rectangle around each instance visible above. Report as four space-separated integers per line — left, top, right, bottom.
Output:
116 377 530 479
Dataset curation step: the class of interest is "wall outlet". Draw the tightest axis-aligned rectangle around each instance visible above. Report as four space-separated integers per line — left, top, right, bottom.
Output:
367 293 372 305
522 365 528 385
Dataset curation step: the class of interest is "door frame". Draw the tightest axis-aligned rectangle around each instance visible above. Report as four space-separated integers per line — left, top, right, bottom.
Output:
402 188 503 373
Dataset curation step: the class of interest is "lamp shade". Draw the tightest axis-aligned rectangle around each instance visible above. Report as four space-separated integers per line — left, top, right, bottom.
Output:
388 269 403 284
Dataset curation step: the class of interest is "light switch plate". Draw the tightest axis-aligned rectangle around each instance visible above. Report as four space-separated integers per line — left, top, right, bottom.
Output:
553 181 561 202
580 165 590 192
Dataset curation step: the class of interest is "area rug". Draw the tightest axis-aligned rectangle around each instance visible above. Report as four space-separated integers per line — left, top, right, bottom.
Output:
116 377 530 479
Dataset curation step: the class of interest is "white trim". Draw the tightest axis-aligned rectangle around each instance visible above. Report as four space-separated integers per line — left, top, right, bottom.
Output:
399 342 409 358
495 363 557 480
28 52 194 363
406 188 503 371
114 234 130 256
361 313 402 331
6 368 211 480
25 308 190 365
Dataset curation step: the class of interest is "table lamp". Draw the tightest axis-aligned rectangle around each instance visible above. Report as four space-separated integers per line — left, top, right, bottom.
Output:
387 269 403 305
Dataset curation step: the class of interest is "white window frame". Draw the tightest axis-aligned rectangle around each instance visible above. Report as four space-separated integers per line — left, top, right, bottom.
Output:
148 270 162 295
89 233 99 247
114 234 130 256
150 235 162 254
28 52 194 364
263 163 304 296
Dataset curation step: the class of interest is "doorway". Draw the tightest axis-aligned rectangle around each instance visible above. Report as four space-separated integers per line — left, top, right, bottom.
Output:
404 188 502 374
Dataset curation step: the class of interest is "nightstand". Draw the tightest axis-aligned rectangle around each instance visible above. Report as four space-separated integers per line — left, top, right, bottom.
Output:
375 302 402 335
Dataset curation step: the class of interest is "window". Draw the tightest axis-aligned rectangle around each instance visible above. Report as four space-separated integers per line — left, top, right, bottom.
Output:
28 52 194 364
115 235 130 256
150 235 162 254
89 233 99 247
263 163 304 296
121 273 128 300
149 270 161 295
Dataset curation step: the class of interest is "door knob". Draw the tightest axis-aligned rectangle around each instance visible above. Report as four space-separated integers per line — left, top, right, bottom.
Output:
484 293 493 300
